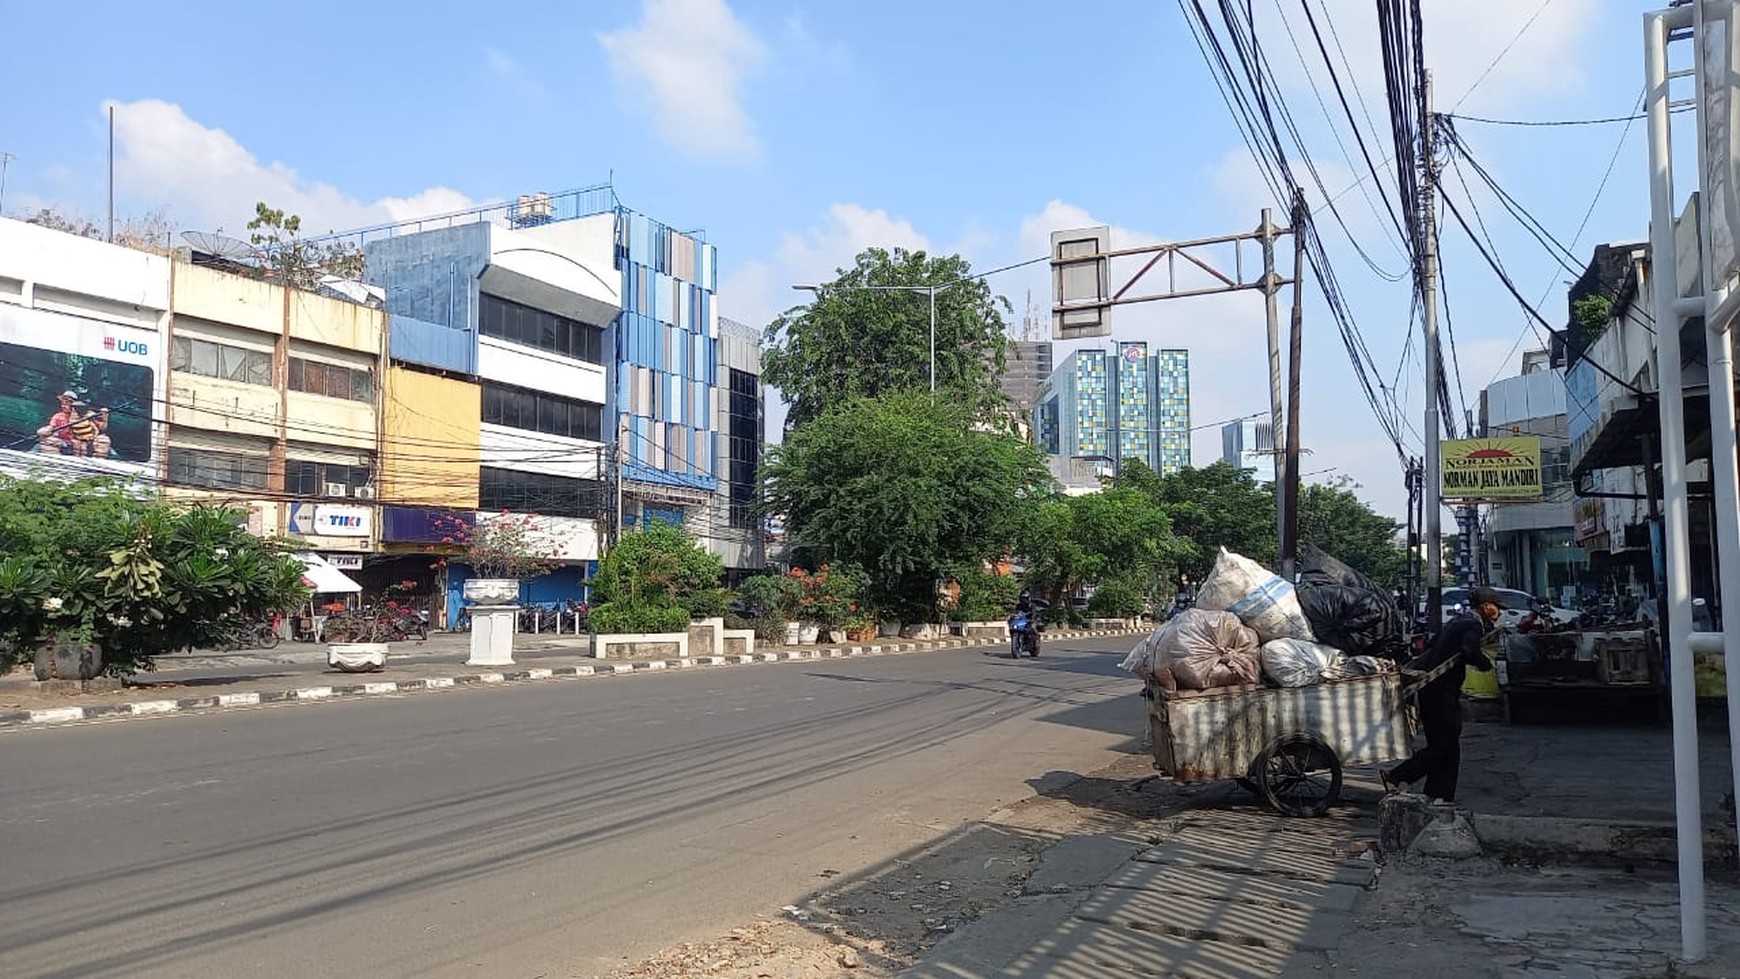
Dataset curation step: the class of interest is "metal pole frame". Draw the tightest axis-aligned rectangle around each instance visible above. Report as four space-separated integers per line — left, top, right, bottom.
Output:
1645 4 1707 961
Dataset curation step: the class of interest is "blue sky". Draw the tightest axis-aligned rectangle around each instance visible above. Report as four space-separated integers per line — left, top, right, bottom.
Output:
0 0 1657 520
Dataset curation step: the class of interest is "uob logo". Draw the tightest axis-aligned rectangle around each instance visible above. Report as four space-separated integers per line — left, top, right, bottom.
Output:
102 337 149 356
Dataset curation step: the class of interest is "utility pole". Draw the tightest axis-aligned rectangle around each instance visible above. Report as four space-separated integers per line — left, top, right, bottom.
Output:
1420 71 1445 630
1280 191 1308 581
1260 209 1287 575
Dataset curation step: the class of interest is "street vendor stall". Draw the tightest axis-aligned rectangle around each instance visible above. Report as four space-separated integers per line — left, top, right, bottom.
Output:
292 553 363 642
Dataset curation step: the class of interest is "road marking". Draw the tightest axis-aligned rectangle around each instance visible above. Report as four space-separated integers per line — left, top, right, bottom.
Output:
362 682 397 695
29 707 84 723
296 687 334 700
217 693 261 707
129 700 180 715
425 677 455 688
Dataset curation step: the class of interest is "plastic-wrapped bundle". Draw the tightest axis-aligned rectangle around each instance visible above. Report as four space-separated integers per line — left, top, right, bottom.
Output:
1260 638 1341 687
1134 608 1262 690
1194 548 1315 644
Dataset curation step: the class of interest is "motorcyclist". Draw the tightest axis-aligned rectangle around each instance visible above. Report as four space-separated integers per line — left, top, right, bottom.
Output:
1010 587 1047 656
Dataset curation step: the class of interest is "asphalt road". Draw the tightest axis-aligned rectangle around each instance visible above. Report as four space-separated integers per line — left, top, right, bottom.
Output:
0 634 1147 979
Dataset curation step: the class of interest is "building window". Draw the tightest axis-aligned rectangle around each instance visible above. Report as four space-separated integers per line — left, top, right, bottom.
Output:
478 293 604 365
171 336 273 386
285 459 372 498
478 467 602 519
481 381 604 442
167 446 268 491
288 358 373 403
726 368 759 528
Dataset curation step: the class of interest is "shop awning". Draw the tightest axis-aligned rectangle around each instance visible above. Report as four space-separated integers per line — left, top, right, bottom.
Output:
296 553 362 594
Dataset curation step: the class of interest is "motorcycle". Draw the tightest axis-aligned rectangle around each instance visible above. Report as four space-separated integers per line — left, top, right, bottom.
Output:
1008 605 1044 659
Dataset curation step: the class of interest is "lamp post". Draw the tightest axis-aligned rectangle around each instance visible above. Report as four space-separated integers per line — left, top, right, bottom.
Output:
792 281 970 394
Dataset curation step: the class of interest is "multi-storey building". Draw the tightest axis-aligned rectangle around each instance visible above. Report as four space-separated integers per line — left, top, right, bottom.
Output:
1479 356 1581 600
1153 347 1192 475
1034 343 1193 491
999 340 1053 425
0 217 391 582
162 256 387 568
1221 417 1276 484
348 184 764 600
0 218 169 485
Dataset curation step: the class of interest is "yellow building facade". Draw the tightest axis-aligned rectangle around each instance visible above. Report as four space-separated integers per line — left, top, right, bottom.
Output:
163 261 386 559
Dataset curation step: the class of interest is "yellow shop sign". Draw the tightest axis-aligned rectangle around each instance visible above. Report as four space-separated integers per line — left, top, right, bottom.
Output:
1441 437 1542 500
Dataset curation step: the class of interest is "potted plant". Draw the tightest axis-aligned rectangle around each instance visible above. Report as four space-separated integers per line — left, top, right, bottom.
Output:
441 512 557 606
790 564 866 642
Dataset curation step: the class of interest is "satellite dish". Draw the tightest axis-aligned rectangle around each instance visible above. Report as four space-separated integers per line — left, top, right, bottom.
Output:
181 231 258 263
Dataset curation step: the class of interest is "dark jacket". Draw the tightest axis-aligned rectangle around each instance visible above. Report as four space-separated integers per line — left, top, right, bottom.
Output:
1421 612 1493 695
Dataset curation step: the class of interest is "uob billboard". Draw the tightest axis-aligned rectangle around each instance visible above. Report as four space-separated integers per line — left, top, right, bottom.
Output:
0 303 164 478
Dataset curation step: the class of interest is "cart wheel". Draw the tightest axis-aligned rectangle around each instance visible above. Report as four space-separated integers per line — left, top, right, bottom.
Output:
1234 777 1259 796
1256 733 1343 818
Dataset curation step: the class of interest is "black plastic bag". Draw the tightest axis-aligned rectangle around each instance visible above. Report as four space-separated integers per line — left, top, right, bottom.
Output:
1298 584 1405 657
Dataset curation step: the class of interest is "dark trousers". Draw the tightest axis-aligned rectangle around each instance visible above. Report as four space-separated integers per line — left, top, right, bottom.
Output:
1389 684 1464 801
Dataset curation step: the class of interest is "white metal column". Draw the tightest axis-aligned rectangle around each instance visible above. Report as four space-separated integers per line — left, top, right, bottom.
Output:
1692 0 1740 863
1645 4 1706 961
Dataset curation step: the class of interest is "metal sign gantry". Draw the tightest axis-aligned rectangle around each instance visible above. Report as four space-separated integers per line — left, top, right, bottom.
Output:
1051 194 1310 578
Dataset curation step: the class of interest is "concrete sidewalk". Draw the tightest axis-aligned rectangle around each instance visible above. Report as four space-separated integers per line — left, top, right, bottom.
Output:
0 626 1147 730
900 715 1740 979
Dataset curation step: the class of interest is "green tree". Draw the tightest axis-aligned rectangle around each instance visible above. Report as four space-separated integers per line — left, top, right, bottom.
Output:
0 476 307 676
590 522 725 617
1121 460 1278 586
761 390 1049 622
1297 481 1407 586
1016 486 1182 607
761 247 1012 430
247 202 366 290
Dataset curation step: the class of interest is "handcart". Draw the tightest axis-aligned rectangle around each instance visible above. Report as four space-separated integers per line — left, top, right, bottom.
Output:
1145 671 1415 817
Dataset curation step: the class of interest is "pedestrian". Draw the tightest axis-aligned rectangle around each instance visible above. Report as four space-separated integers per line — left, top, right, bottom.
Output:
1381 584 1500 803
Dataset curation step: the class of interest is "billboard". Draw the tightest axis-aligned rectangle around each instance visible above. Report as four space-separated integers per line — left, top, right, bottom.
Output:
1440 436 1543 500
0 304 163 479
1702 1 1740 286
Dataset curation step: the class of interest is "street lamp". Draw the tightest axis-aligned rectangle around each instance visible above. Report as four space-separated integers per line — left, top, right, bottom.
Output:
791 281 970 394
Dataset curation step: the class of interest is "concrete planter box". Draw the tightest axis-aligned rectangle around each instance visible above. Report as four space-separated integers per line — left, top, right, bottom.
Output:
594 632 690 660
721 629 755 655
329 643 388 673
877 620 901 638
900 623 943 640
950 620 1011 641
1087 617 1139 630
462 578 520 606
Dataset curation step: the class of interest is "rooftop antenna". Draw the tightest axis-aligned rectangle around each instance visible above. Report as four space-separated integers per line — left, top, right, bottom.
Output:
0 151 13 215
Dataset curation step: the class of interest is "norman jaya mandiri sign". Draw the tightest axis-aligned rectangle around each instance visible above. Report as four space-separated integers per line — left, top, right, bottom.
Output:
1440 436 1543 500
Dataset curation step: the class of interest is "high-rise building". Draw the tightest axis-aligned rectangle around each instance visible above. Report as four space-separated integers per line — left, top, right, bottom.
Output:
1034 344 1193 489
1154 347 1192 475
999 340 1053 422
1221 417 1276 484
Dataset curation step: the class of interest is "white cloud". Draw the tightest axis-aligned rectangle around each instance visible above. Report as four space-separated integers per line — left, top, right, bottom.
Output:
718 202 933 329
105 99 472 236
1282 1 1601 116
597 0 768 159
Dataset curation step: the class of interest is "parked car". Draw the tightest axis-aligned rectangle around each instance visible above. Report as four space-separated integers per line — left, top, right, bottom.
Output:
1429 586 1578 631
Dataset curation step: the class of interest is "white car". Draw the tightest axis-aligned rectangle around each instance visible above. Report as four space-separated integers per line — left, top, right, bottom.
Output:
1436 586 1578 631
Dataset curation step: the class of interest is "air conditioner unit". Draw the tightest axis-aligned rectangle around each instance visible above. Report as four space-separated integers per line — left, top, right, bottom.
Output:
323 482 349 497
353 486 377 500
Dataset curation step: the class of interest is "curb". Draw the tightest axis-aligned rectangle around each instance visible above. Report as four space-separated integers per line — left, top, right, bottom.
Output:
1 628 1147 731
1471 812 1739 870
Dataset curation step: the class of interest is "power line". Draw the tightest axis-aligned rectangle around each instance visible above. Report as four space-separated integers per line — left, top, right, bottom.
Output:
1450 0 1557 112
